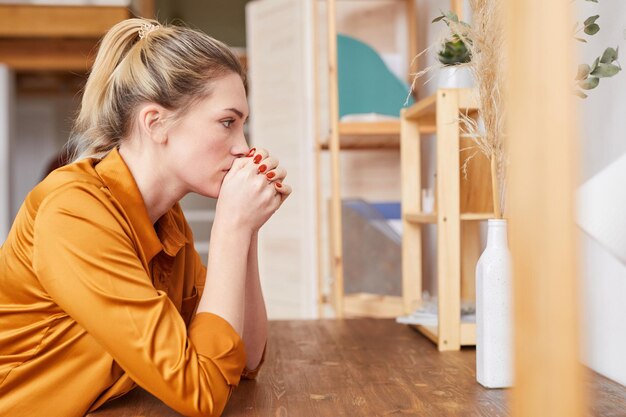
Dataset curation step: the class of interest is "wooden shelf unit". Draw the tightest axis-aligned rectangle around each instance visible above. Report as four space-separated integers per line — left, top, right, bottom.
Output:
401 87 494 351
319 0 418 318
318 0 467 319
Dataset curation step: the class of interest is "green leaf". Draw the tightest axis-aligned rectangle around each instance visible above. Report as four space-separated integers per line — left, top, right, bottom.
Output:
584 0 599 3
590 63 621 77
584 23 600 36
584 15 599 26
574 90 588 99
578 77 600 90
600 47 618 64
575 64 591 81
575 37 588 43
445 11 459 23
432 15 446 24
438 37 471 65
590 57 600 72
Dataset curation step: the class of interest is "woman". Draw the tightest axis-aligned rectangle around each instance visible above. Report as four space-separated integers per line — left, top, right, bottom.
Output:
0 18 291 417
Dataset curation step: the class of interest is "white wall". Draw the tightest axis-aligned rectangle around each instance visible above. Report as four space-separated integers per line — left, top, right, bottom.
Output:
0 66 13 244
12 96 77 219
576 1 626 387
246 0 319 319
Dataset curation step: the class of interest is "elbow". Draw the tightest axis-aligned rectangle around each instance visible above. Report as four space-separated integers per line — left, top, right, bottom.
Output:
179 388 232 417
176 371 235 417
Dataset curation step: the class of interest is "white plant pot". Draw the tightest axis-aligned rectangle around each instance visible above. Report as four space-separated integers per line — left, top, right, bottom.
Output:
437 65 474 89
476 219 514 388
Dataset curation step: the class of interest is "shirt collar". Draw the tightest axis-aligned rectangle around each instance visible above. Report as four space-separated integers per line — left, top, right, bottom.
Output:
94 148 188 262
155 209 189 257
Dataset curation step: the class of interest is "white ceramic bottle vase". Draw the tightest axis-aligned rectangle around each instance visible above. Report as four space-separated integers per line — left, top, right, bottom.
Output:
476 219 514 388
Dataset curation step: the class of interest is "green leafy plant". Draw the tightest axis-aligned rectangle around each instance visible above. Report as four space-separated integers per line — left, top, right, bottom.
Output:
574 0 621 98
432 12 472 66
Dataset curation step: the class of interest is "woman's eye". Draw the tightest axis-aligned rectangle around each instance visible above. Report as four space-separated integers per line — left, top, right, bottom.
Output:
221 119 235 128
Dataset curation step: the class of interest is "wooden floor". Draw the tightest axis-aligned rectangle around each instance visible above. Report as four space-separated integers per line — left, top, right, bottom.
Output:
89 319 626 417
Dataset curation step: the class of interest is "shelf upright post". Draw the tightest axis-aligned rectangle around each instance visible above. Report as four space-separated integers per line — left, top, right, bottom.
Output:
435 89 462 351
327 0 345 318
400 108 423 314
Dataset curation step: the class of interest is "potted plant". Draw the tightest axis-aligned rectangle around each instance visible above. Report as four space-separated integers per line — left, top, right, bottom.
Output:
432 11 474 88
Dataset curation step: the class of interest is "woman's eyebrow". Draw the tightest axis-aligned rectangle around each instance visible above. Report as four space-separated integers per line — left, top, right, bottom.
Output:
224 108 247 119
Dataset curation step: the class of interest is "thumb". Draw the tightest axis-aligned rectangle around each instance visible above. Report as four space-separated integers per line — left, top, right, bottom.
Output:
229 156 248 172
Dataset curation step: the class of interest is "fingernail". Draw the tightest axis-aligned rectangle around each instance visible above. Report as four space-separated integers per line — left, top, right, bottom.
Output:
246 148 256 157
258 164 267 173
275 182 282 188
254 155 262 164
266 172 275 179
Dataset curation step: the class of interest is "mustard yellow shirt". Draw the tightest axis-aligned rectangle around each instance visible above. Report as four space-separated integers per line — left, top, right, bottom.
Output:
0 148 256 417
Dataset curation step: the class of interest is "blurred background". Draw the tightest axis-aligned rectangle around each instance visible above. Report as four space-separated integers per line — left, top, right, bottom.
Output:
0 0 624 390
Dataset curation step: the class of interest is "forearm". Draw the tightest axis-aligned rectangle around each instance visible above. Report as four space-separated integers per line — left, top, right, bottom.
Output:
196 221 250 336
242 231 268 370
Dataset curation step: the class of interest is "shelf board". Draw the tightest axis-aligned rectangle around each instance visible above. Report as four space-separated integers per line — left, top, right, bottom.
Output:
404 212 495 224
0 5 130 71
339 120 400 136
343 293 404 318
0 5 129 38
403 88 480 122
403 93 437 120
319 118 438 150
0 38 99 71
461 212 495 221
321 121 401 149
404 213 437 223
413 322 476 346
320 136 400 150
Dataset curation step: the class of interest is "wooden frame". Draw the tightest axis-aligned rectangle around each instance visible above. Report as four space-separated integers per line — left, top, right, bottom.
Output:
319 0 418 319
401 88 493 351
506 0 584 415
0 67 11 245
0 5 130 72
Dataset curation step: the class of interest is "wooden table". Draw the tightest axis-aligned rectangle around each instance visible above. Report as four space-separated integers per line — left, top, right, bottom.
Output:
89 319 626 417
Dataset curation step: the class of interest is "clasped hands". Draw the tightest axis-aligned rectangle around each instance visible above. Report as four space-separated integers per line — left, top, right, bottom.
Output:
217 147 292 232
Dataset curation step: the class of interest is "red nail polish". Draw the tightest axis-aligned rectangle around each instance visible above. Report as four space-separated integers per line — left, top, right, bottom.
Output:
254 155 262 164
258 164 267 173
266 172 275 179
275 182 282 188
246 148 256 157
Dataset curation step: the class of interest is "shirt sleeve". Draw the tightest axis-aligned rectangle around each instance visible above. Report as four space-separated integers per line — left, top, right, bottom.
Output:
32 184 246 417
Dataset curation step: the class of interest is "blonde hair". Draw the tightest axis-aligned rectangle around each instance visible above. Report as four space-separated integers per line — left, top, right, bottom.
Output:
68 18 246 161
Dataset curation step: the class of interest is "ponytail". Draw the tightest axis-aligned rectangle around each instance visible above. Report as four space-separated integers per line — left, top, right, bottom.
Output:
68 18 245 162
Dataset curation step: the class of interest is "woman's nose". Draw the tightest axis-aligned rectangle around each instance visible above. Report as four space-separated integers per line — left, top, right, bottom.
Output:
233 133 250 157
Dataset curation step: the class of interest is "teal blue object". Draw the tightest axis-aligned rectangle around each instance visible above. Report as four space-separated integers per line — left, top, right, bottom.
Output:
337 34 414 118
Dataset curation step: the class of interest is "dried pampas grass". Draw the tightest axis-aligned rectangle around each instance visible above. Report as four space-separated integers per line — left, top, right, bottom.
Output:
451 0 507 218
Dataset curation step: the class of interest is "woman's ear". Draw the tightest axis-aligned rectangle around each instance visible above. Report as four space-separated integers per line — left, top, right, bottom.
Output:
137 103 169 145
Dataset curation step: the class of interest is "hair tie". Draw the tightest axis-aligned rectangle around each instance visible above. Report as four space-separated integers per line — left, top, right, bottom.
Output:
138 23 159 40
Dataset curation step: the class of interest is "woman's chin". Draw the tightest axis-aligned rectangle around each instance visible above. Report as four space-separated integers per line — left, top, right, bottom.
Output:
197 190 218 199
191 184 219 199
